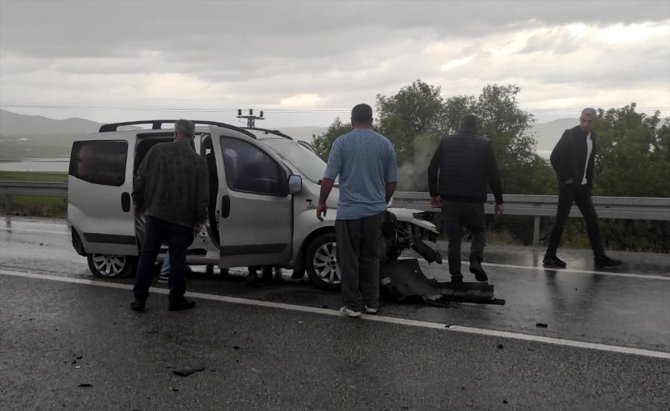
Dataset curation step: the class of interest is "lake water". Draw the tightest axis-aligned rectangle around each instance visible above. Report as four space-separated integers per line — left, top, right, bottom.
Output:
0 159 69 172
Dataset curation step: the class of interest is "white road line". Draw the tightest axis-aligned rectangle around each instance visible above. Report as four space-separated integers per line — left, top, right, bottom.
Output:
2 268 669 360
0 227 68 235
482 262 670 280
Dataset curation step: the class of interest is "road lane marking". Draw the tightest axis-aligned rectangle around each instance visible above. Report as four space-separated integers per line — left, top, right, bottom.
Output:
2 268 669 360
0 227 68 235
402 257 670 280
481 262 670 281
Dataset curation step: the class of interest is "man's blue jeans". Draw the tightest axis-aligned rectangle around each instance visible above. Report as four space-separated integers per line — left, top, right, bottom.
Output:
133 215 193 303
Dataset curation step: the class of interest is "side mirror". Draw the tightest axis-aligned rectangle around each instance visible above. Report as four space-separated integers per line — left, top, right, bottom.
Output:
288 174 302 195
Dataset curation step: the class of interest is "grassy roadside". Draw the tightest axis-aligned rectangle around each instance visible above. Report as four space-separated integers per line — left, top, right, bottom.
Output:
0 171 68 218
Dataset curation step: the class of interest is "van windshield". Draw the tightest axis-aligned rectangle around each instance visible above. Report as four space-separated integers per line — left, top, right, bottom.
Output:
262 138 326 183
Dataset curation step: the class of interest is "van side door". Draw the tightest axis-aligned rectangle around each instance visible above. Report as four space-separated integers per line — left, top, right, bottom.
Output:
68 134 137 256
210 127 293 268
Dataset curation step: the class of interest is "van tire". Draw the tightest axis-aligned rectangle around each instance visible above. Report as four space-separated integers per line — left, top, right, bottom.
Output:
87 254 137 278
305 232 341 291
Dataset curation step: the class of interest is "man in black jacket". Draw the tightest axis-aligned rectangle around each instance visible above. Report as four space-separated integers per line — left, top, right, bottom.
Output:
131 119 209 311
428 113 503 282
543 108 622 269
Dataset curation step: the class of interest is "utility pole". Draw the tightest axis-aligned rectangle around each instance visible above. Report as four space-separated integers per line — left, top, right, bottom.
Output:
237 108 264 128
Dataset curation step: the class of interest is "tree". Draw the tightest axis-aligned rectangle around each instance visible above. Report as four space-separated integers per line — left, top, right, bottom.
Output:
312 117 351 161
469 84 552 194
594 103 670 197
376 80 447 165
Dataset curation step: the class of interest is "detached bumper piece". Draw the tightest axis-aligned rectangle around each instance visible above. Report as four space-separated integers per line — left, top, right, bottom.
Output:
380 259 505 306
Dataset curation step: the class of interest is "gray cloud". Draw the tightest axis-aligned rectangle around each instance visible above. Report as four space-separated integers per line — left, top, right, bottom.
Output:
0 0 668 126
2 0 668 58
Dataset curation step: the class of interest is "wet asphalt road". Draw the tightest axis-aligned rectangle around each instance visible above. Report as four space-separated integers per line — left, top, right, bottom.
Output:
1 217 669 410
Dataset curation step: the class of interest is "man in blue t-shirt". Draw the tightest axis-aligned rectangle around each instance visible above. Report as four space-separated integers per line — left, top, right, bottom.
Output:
317 103 398 318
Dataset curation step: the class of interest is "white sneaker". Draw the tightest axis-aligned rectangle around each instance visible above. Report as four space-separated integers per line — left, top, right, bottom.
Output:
157 272 169 283
339 306 361 318
364 306 378 314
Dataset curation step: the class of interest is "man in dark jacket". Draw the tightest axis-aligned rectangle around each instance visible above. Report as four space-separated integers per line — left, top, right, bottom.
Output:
131 119 209 311
543 108 621 269
428 113 503 282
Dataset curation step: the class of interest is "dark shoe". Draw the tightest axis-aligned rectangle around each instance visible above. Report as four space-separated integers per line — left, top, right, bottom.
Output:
469 260 488 282
451 274 463 283
594 255 622 269
168 299 196 312
543 255 567 268
130 299 145 312
157 272 169 283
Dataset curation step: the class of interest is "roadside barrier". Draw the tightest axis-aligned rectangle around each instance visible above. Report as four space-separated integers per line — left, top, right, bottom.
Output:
1 182 669 246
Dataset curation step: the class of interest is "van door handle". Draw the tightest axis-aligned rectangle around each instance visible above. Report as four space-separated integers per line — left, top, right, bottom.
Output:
221 195 230 218
121 192 131 212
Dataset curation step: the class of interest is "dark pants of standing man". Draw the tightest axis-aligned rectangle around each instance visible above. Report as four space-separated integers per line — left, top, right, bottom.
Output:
133 215 194 304
335 212 386 312
546 184 604 258
441 200 486 276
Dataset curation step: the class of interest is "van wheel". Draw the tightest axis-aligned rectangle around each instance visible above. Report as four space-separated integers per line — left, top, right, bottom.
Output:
305 232 341 291
87 254 137 278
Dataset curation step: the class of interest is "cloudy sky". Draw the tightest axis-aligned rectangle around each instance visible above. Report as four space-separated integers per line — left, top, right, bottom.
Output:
1 0 669 128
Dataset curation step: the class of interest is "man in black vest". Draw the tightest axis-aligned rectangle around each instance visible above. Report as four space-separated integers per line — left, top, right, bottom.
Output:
543 108 622 269
428 113 503 282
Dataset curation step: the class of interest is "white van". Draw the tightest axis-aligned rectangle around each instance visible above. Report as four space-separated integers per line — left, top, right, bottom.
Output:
67 120 441 290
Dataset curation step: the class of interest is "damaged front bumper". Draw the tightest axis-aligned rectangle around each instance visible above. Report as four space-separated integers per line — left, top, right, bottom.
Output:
380 259 505 306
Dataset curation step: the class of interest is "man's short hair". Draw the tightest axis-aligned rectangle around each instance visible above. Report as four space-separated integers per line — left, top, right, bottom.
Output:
351 104 373 124
459 113 478 132
175 119 195 138
581 108 597 117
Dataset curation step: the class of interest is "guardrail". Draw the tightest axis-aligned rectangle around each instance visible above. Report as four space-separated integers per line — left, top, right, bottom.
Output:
0 181 68 197
1 182 68 223
2 182 669 246
392 192 670 245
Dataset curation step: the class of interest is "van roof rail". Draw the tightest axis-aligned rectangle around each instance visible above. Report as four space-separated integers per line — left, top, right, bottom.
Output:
243 127 294 140
99 120 255 137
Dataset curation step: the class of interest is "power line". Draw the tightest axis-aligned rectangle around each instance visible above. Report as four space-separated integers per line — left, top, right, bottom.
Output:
0 104 350 113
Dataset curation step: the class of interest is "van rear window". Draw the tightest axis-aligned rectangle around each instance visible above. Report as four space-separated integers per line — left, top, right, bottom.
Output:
69 141 128 186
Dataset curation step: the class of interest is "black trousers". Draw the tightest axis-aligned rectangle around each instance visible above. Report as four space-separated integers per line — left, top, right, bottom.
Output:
133 215 194 303
546 184 604 259
440 200 486 275
335 212 385 312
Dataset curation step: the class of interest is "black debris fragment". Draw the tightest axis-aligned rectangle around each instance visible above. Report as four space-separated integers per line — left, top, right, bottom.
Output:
233 345 240 350
78 384 92 388
497 344 504 349
536 323 548 328
173 366 205 377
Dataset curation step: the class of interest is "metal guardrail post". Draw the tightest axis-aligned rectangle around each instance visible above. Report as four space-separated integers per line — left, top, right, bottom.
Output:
4 194 11 225
533 216 541 247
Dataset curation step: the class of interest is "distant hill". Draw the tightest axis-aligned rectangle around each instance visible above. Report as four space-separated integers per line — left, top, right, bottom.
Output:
0 109 103 136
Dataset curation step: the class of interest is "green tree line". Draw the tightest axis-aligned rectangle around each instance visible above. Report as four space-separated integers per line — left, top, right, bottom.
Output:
313 80 670 252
